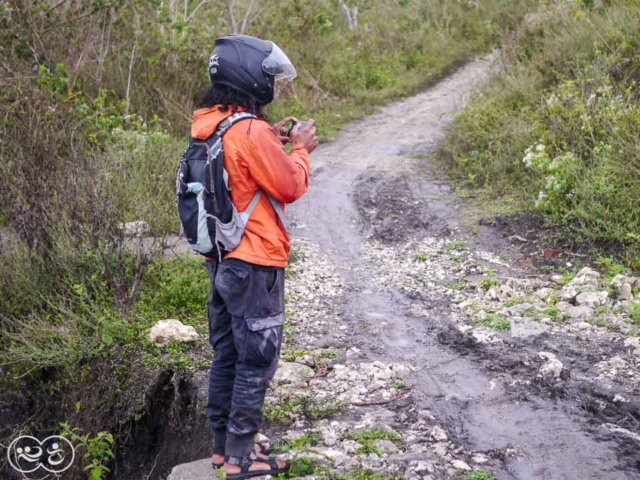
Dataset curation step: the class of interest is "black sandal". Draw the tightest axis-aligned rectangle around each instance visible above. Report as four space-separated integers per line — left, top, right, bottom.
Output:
221 452 288 480
211 441 278 468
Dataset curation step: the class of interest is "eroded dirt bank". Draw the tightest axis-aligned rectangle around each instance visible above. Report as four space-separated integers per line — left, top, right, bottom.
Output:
168 58 640 480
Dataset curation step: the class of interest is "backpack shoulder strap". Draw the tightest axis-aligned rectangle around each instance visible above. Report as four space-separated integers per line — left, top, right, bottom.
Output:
216 111 257 137
238 190 288 230
213 111 288 229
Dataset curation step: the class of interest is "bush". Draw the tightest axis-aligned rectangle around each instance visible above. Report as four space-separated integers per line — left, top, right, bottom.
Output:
438 1 640 262
135 257 210 328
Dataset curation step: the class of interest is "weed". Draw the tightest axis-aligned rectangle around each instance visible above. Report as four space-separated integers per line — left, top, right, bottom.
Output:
560 268 578 284
290 431 322 448
281 348 311 362
215 467 227 480
264 398 301 424
345 429 403 456
305 400 347 420
60 423 114 480
630 303 640 326
480 314 510 330
522 308 541 319
447 239 467 251
504 296 529 307
415 252 429 262
135 257 209 326
389 379 408 390
318 350 339 359
481 279 501 291
589 319 619 332
595 257 625 280
446 280 469 291
287 457 321 477
484 268 498 277
465 471 498 480
264 397 346 425
542 307 561 321
330 470 397 480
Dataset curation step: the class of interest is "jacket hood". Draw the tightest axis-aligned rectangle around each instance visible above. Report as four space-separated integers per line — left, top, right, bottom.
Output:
191 106 236 140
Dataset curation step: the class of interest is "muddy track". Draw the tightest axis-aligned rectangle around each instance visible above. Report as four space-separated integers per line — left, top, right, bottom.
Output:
287 58 639 480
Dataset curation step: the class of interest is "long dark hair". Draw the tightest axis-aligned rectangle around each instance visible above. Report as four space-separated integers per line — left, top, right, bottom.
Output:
199 84 264 116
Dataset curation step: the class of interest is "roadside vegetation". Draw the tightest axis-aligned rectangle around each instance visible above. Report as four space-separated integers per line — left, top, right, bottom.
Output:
438 0 640 268
1 0 536 373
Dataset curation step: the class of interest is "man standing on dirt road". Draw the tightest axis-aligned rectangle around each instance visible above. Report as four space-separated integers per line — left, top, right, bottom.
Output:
191 35 318 478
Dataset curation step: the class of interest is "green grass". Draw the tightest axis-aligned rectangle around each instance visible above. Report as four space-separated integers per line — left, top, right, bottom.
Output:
446 280 469 291
481 278 501 291
330 470 400 480
589 318 620 332
415 252 430 262
594 305 611 316
465 472 498 480
290 431 322 448
281 348 311 362
345 429 403 456
318 350 339 359
594 256 626 280
480 314 510 331
135 257 209 326
504 296 530 307
542 307 561 321
389 379 409 390
630 303 640 326
264 397 346 425
447 239 467 251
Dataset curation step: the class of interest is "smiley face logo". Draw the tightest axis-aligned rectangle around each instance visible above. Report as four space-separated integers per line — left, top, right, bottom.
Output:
7 435 75 474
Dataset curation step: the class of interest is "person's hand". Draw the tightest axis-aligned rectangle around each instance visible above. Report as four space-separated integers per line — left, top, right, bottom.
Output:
272 116 297 145
291 119 318 154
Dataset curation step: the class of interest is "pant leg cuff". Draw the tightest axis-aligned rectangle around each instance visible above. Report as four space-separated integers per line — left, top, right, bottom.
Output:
212 429 226 455
225 433 255 458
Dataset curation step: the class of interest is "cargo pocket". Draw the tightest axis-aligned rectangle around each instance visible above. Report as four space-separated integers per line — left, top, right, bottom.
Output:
243 312 284 367
215 261 250 297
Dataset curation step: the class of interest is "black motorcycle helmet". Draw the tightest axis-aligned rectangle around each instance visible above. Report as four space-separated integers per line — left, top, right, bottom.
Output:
208 35 297 105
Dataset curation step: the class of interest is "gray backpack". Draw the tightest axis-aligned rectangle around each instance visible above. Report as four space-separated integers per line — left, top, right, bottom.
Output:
176 112 286 260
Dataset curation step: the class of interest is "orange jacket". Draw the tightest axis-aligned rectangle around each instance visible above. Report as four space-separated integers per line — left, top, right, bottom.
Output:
191 106 311 267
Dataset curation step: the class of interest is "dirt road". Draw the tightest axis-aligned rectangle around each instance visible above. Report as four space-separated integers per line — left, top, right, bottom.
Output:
284 58 639 480
169 58 640 480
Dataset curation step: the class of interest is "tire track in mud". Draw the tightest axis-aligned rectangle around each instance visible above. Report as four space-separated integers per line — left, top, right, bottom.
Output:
288 58 639 480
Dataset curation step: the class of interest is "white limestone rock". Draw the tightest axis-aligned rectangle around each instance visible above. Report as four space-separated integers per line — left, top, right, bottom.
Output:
575 291 609 307
538 352 564 379
146 319 199 347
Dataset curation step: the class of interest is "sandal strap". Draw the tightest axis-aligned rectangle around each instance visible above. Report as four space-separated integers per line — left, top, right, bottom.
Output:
224 451 258 472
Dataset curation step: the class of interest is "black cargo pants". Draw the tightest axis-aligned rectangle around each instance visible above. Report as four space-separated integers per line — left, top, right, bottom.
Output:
204 258 285 459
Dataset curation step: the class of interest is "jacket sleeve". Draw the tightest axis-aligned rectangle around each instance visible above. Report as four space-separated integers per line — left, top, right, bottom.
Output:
245 121 311 204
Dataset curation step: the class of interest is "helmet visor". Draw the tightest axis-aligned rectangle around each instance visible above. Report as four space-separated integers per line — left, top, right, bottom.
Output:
262 42 297 82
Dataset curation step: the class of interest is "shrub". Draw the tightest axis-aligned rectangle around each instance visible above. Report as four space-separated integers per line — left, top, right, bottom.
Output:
438 2 640 263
